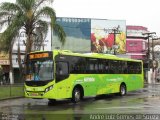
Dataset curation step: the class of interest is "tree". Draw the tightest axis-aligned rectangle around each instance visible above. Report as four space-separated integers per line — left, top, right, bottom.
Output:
0 0 66 83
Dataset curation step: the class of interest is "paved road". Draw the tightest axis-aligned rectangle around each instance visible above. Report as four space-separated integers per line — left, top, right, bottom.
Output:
0 84 160 119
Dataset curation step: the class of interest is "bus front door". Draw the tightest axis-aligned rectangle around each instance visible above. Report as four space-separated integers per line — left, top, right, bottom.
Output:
56 62 69 99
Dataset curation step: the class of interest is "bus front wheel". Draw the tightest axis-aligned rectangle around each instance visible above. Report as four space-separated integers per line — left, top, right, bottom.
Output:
72 88 81 103
119 84 126 96
48 99 56 105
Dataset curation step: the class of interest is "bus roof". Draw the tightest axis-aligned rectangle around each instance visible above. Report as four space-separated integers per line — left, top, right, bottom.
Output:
55 50 142 62
28 50 142 62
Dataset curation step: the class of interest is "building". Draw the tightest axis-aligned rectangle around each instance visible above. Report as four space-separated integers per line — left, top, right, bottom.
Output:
0 52 10 84
126 25 149 60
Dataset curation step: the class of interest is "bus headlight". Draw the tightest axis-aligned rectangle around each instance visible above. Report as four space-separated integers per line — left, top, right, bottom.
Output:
45 85 54 93
45 88 49 92
49 85 53 90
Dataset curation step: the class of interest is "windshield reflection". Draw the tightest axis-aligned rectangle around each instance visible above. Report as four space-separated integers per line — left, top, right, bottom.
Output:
26 60 54 81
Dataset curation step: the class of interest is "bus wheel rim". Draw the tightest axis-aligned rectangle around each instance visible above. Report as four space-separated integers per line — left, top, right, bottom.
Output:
121 86 126 95
75 90 80 102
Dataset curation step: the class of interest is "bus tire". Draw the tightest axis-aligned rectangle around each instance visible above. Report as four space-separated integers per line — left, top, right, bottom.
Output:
48 99 56 105
119 84 126 96
71 87 82 103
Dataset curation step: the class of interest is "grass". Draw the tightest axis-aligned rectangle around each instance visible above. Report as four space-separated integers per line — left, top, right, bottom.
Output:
0 85 24 100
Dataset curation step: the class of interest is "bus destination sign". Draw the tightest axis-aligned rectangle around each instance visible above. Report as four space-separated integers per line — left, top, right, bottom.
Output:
29 53 49 59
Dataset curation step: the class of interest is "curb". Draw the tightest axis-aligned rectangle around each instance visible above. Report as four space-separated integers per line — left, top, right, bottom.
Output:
0 96 24 101
144 83 160 85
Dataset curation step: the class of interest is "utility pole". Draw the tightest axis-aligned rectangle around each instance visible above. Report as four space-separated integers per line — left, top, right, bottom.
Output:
142 32 156 84
110 26 121 55
151 37 159 60
151 37 159 84
142 32 156 62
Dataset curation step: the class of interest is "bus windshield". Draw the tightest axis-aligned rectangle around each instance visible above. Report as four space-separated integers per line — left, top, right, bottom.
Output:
26 60 54 81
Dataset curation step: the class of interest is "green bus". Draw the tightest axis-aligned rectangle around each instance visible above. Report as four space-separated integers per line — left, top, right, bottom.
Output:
24 50 144 103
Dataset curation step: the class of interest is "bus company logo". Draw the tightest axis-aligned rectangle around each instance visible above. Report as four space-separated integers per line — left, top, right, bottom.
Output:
107 78 123 82
75 79 83 83
84 77 95 82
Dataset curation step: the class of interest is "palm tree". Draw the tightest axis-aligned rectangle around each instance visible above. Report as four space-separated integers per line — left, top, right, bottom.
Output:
0 0 66 83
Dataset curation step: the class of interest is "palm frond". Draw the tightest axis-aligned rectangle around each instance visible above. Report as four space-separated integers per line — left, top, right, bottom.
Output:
53 23 66 46
34 0 54 8
0 2 21 12
0 19 9 30
36 20 48 39
0 0 65 53
32 20 48 50
32 32 43 51
35 6 56 20
0 11 12 20
16 0 35 11
0 13 25 51
32 0 54 15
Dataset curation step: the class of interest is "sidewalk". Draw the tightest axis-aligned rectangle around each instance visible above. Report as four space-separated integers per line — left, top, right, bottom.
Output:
144 82 160 85
0 96 24 101
144 78 160 85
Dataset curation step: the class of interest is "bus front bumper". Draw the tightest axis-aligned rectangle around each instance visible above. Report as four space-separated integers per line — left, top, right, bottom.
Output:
24 85 56 99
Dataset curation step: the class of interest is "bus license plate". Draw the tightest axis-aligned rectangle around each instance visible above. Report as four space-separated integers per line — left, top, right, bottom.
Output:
30 93 39 96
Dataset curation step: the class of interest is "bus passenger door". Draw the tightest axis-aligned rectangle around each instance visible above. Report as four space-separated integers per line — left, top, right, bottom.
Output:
55 62 69 99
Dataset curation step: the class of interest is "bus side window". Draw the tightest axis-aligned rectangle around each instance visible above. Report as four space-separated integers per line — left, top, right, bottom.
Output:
109 60 117 74
56 62 69 82
104 61 109 73
127 61 141 74
122 61 128 74
135 62 142 74
109 66 114 74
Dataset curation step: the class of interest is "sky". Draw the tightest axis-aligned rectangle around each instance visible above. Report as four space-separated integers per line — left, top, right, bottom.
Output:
1 0 160 36
52 0 160 36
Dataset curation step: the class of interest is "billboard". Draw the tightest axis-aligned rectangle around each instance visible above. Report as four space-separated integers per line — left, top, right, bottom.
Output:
52 17 126 54
91 19 126 54
52 17 91 52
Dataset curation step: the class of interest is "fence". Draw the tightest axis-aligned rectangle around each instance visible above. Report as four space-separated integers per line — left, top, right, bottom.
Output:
0 83 24 100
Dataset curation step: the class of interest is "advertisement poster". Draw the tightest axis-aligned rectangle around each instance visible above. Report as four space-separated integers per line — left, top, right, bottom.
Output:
53 17 91 52
91 19 126 54
53 17 126 54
